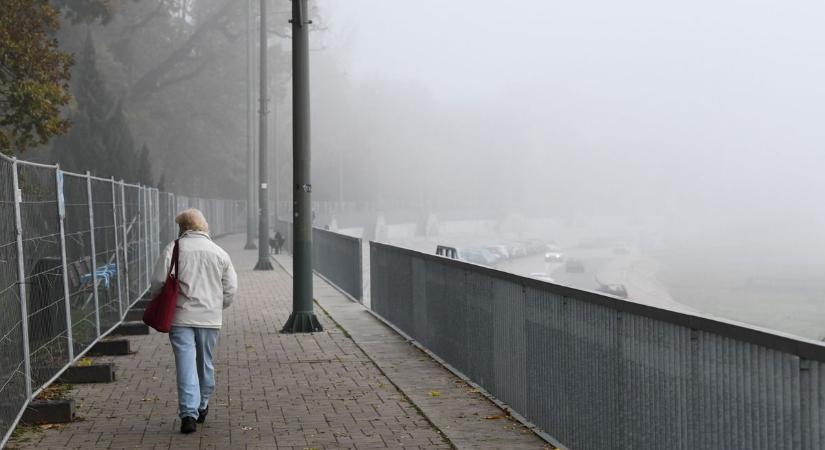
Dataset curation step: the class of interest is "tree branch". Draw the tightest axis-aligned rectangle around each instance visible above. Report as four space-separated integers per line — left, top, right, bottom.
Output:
154 57 212 92
128 0 239 101
123 0 166 35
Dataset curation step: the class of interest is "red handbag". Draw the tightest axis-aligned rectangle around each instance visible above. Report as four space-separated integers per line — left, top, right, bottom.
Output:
142 239 180 333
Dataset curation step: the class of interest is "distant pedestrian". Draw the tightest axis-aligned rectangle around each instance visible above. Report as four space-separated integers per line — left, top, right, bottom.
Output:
149 208 237 434
270 231 285 254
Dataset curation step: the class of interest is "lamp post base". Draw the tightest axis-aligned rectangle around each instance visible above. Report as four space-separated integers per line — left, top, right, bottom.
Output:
281 311 323 333
254 258 273 270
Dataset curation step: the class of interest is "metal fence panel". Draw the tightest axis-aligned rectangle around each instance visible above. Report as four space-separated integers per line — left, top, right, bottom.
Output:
60 173 97 356
0 158 27 446
158 192 175 247
123 185 143 308
370 242 825 450
0 154 245 449
16 162 71 392
312 228 362 300
90 178 121 333
114 182 127 319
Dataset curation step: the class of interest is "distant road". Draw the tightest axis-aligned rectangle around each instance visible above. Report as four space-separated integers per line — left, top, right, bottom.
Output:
497 248 695 313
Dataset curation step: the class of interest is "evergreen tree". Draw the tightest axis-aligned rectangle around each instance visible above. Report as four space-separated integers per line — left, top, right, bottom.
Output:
135 143 153 186
102 99 135 180
55 30 135 180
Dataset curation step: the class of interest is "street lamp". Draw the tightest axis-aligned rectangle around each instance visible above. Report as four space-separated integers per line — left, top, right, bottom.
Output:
253 0 273 270
282 0 322 332
245 0 257 250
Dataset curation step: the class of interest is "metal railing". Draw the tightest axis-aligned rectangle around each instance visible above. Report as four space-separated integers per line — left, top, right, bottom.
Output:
313 228 363 301
369 241 825 450
270 220 363 302
0 154 245 448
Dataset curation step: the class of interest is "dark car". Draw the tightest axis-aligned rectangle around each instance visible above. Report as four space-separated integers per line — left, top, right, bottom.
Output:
565 258 585 273
462 247 499 266
436 245 459 259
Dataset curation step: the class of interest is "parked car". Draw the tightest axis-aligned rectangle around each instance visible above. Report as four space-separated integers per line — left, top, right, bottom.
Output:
507 242 528 258
565 258 585 273
545 242 561 251
462 247 499 266
544 251 565 262
597 283 628 298
437 245 499 266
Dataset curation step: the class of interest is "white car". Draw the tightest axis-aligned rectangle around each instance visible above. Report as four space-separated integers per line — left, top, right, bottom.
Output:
544 252 565 262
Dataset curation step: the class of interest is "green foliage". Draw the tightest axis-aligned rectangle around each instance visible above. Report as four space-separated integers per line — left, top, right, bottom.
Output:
0 0 73 155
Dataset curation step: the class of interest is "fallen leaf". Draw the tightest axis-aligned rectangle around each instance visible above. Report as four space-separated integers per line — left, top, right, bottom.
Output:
76 358 93 367
241 426 254 431
428 390 441 397
484 415 502 420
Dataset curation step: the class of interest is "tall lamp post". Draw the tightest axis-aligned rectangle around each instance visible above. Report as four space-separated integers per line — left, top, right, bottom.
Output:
282 0 321 332
253 0 273 270
244 0 257 250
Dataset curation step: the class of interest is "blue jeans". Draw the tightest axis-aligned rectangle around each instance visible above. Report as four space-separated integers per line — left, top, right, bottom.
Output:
169 326 219 419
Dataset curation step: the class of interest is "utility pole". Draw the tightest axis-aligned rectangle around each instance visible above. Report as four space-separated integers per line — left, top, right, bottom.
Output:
282 0 321 332
254 0 273 270
245 0 257 250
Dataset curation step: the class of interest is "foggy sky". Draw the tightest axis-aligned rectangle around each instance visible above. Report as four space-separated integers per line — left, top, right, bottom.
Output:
310 0 825 256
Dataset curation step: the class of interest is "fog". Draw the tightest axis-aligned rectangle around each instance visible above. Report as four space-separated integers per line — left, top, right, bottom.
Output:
304 0 825 338
32 0 823 338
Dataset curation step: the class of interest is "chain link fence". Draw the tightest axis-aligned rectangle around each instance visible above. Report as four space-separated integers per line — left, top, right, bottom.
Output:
0 155 245 448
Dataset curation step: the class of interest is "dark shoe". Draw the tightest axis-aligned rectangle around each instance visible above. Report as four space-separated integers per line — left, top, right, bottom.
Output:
196 406 208 424
180 416 197 434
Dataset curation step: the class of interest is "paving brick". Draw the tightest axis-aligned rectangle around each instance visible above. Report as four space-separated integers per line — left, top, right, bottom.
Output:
8 235 452 449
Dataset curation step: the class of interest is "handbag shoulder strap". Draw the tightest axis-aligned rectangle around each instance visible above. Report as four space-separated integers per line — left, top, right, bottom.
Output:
168 239 180 277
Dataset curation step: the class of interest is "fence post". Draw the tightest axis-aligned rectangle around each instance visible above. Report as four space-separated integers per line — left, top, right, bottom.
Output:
169 193 174 241
55 166 75 361
86 172 101 337
143 186 150 292
110 178 124 321
12 159 33 400
151 190 158 260
119 181 129 313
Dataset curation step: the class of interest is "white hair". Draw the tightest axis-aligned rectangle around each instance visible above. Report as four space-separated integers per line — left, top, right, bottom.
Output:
175 208 209 234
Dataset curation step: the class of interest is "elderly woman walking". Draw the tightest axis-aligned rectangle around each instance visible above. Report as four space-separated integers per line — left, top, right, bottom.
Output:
149 208 237 434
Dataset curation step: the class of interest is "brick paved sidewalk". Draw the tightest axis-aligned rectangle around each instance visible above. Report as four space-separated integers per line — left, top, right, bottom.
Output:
8 236 451 450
